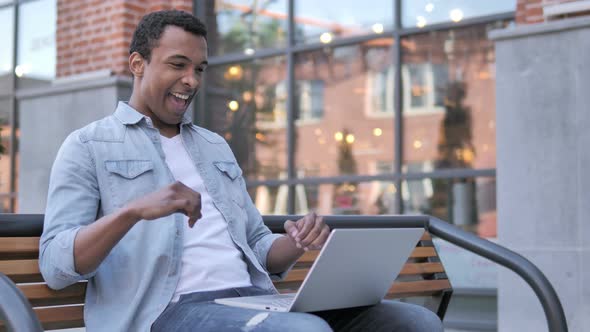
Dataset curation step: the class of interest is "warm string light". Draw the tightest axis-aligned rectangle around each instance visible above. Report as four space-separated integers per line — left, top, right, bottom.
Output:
228 100 239 111
450 9 464 22
372 23 384 34
320 32 333 44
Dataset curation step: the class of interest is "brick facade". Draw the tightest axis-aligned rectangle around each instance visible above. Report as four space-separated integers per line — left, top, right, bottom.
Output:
57 0 192 78
516 0 582 24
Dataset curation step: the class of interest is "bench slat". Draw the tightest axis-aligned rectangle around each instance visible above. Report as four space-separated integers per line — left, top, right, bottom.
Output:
280 269 308 283
0 237 437 263
0 259 42 283
0 237 39 260
281 262 446 284
19 283 86 307
2 306 85 331
0 258 447 285
294 246 437 266
400 262 445 275
409 247 437 258
387 279 452 298
35 305 84 330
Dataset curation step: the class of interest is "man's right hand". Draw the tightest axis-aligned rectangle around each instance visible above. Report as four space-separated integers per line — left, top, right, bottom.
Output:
71 181 201 275
126 181 202 227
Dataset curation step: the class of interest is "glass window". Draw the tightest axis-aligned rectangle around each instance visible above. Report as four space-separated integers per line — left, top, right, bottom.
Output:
403 176 497 237
295 0 393 45
203 0 288 56
293 40 396 178
295 79 324 121
261 180 400 216
368 65 394 114
402 0 516 28
250 180 403 216
0 98 12 212
402 23 506 171
248 185 281 215
247 181 319 215
16 0 56 89
0 6 14 95
203 56 288 181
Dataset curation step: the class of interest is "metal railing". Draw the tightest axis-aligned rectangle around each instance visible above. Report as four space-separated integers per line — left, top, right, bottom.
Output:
427 216 567 332
0 272 43 332
265 215 568 332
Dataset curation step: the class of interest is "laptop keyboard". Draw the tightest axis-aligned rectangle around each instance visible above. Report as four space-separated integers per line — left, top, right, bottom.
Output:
268 294 296 308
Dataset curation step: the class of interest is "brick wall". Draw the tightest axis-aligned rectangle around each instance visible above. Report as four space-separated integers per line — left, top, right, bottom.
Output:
57 0 192 78
516 0 582 24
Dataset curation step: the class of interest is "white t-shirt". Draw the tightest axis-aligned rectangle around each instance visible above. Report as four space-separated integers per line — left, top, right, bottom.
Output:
159 134 252 302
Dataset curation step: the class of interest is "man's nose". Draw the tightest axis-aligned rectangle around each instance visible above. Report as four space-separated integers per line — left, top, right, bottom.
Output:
182 71 199 89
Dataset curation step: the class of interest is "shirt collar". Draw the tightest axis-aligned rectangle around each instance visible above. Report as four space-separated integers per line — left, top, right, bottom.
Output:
114 101 193 126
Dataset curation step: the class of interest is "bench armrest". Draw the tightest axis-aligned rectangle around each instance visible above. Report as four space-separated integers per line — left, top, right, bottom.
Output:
0 272 43 332
428 217 568 332
263 214 568 332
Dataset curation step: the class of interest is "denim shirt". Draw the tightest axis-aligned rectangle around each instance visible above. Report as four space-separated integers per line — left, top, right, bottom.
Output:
39 102 284 332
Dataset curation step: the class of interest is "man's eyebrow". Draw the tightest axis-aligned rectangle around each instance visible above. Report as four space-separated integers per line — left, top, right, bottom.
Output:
168 54 208 66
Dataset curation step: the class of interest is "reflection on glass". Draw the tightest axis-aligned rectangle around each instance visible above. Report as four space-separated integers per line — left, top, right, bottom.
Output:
17 0 56 88
248 185 280 215
249 182 317 215
0 7 14 94
250 181 399 217
0 98 12 212
403 176 496 237
293 40 396 178
204 0 288 56
402 22 506 172
205 57 287 180
295 0 393 44
402 0 515 28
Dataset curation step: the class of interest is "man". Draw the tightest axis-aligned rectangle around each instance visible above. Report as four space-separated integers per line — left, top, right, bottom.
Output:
39 10 443 332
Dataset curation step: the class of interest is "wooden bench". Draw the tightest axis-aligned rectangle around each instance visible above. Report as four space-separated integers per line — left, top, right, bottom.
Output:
0 214 452 331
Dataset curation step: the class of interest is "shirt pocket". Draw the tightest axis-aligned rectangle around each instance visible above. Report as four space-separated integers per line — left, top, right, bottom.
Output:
105 160 156 208
213 161 245 208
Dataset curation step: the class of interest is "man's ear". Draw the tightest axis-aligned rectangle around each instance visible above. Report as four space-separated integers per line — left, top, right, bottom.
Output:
129 52 145 77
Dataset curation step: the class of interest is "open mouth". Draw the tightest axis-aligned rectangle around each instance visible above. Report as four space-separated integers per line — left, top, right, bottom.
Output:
168 92 192 112
171 92 190 101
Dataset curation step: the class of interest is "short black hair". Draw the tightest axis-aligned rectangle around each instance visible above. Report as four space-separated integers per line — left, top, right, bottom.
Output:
129 10 207 62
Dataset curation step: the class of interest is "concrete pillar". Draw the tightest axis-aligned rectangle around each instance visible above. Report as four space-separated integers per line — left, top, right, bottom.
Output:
17 76 132 213
490 16 590 332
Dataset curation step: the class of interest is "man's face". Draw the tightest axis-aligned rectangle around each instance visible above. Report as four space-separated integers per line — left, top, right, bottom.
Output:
132 25 208 133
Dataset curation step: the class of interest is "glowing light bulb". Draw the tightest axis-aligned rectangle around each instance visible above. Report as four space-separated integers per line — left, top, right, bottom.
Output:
372 23 384 34
228 100 239 111
416 16 427 28
345 134 355 144
320 32 333 44
450 9 464 22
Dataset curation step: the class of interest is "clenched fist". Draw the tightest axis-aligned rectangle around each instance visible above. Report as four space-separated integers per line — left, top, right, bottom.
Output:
126 181 202 227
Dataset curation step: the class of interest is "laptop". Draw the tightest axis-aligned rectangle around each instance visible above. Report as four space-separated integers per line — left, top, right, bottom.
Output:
214 227 424 312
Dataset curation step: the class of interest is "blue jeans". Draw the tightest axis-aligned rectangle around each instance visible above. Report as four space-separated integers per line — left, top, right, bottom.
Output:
151 286 444 332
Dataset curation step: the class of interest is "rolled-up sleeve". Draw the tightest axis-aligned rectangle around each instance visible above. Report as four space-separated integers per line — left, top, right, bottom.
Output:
241 178 290 280
39 131 100 289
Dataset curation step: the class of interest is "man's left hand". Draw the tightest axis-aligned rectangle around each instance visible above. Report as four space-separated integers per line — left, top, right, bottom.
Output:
284 212 330 251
